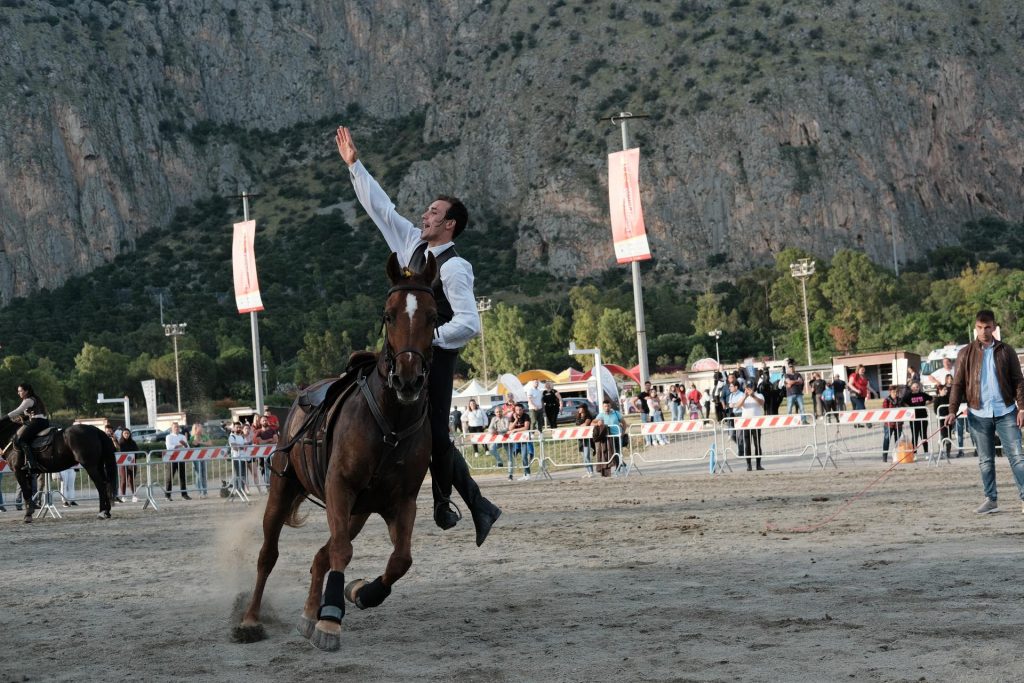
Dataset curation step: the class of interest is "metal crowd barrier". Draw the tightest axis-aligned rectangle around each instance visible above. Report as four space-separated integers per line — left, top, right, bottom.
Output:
817 408 944 468
935 404 973 459
721 414 819 470
462 430 543 480
626 419 720 474
538 425 623 478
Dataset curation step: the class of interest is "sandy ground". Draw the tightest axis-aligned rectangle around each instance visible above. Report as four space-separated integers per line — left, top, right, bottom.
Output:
1 457 1022 683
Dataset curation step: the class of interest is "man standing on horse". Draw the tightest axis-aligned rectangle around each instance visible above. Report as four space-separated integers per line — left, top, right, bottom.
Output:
3 383 48 472
335 125 501 546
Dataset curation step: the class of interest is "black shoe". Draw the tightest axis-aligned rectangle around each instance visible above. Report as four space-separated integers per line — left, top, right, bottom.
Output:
756 465 765 471
165 493 173 501
470 498 502 547
0 506 5 512
433 499 460 530
181 492 192 501
69 501 78 506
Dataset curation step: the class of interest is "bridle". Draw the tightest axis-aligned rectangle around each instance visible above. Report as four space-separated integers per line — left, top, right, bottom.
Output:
379 283 435 394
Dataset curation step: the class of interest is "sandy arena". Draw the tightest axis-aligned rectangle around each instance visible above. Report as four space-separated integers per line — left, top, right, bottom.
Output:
1 459 1021 682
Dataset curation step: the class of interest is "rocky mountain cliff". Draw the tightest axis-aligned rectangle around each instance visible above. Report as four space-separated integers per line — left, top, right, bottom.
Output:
1 0 1021 303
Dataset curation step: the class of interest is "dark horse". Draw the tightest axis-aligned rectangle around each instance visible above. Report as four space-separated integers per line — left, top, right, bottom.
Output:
235 253 438 651
0 419 118 522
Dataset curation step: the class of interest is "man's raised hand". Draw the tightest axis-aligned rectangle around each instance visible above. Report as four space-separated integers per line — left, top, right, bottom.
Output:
335 126 359 166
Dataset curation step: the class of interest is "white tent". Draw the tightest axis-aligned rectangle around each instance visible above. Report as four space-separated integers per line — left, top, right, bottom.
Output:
455 379 491 400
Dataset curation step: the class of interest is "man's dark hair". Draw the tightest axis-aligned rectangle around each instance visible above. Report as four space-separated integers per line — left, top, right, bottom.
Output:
437 195 468 239
976 309 996 324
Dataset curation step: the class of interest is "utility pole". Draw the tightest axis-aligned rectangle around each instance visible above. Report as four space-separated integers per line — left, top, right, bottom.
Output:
602 111 651 383
235 191 266 415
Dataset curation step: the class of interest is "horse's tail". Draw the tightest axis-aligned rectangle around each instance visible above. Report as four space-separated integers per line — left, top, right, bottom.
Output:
282 491 308 528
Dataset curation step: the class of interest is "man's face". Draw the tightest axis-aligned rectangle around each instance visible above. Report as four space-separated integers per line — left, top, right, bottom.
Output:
975 319 996 344
171 423 179 433
421 199 453 243
943 358 953 369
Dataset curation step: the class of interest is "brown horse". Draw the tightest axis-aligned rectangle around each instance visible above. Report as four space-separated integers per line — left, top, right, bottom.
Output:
235 253 438 651
0 419 118 522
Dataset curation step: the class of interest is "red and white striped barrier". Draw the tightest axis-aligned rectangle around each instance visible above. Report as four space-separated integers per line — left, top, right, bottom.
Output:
733 414 805 430
835 409 913 424
463 432 535 445
160 447 228 462
639 420 707 435
626 419 718 473
116 453 135 465
547 426 596 440
240 445 276 458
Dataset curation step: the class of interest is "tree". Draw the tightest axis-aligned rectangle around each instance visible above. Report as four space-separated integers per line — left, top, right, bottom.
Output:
769 248 830 334
73 343 129 408
686 343 709 367
596 308 637 367
821 249 896 337
295 329 353 384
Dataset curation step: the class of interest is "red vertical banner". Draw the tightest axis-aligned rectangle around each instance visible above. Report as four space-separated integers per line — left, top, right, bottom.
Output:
232 220 264 313
608 148 652 263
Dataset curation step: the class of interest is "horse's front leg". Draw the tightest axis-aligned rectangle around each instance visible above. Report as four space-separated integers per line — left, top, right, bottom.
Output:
299 514 368 640
344 496 417 611
309 500 362 651
15 468 34 523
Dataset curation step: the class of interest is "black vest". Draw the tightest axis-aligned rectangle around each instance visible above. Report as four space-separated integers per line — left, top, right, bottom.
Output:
24 394 47 421
409 243 460 325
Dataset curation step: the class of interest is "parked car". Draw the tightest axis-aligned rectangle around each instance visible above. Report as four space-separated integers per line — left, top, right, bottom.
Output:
556 397 599 425
201 420 229 440
128 428 168 446
484 401 528 423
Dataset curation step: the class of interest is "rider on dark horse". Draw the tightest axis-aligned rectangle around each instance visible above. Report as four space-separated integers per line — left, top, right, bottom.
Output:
336 125 501 546
4 382 48 472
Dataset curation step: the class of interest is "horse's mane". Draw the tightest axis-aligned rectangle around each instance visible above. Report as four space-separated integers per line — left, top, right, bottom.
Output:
347 350 378 371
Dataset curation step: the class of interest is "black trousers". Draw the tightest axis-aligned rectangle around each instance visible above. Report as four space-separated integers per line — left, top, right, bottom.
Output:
428 349 459 502
428 349 487 510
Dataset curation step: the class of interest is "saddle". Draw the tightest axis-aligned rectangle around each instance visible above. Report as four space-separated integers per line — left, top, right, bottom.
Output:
288 351 379 500
31 427 57 450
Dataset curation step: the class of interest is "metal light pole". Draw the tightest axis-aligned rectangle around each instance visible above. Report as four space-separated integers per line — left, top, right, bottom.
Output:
789 258 816 366
241 191 265 414
708 329 722 367
261 362 269 397
476 296 492 385
163 322 187 413
569 341 605 407
603 111 651 384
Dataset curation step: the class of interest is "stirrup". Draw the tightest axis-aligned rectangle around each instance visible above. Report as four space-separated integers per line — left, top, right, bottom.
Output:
433 498 463 522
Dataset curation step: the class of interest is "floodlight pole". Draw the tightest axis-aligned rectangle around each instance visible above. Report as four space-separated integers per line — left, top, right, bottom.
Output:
163 323 187 413
789 258 816 366
476 297 492 385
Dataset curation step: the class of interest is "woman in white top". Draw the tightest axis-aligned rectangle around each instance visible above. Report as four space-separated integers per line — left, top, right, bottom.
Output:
464 400 488 455
730 386 765 471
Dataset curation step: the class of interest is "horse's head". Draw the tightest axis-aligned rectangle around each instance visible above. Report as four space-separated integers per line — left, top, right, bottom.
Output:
381 252 438 404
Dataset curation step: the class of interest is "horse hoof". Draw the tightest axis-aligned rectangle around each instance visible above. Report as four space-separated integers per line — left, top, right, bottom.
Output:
232 622 267 643
310 622 341 651
344 579 367 606
296 614 316 640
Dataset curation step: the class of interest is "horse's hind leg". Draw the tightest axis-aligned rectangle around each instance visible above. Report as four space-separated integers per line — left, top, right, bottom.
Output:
300 513 369 639
345 497 416 610
233 473 304 643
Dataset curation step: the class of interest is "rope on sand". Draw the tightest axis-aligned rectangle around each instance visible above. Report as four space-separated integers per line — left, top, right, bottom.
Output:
764 424 947 534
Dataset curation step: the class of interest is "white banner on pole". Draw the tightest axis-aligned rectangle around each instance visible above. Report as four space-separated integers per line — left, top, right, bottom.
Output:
141 379 157 429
